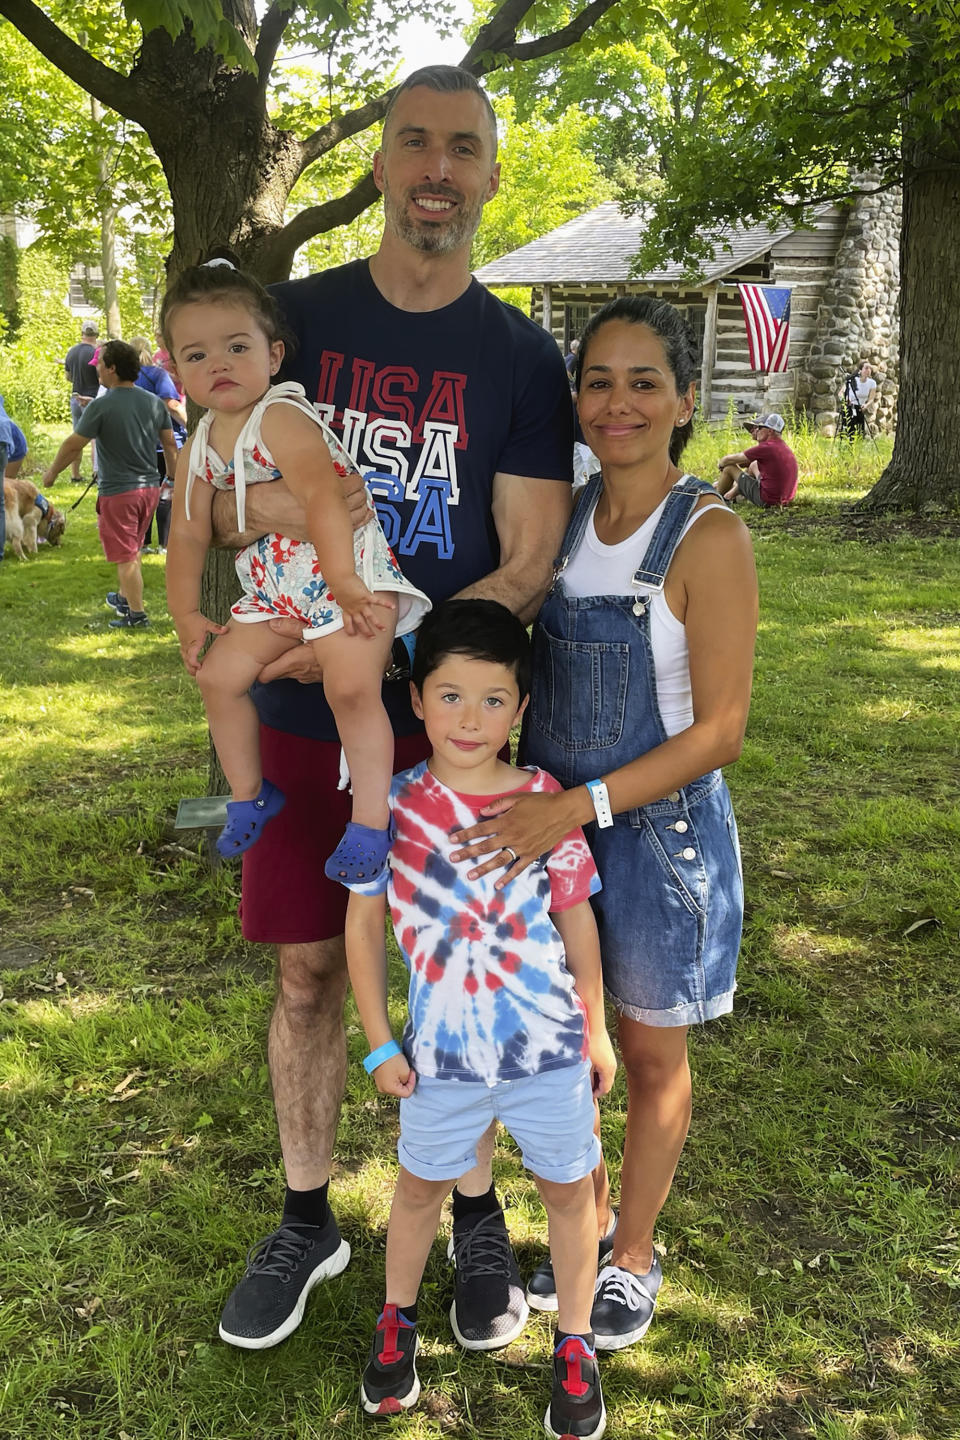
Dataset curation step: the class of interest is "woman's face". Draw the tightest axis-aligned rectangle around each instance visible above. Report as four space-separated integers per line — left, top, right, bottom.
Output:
577 320 694 471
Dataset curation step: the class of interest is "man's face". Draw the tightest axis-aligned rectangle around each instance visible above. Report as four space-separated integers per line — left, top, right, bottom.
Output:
374 86 500 257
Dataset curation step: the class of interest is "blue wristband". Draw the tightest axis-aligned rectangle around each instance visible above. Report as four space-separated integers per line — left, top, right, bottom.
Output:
363 1039 402 1074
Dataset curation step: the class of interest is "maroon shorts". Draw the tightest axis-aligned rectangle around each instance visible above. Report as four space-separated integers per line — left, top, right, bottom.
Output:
97 488 160 562
239 723 433 945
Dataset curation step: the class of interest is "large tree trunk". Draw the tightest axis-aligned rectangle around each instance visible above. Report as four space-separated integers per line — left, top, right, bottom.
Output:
858 126 960 510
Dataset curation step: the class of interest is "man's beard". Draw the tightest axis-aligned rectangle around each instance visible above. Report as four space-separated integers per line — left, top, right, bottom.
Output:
382 182 485 256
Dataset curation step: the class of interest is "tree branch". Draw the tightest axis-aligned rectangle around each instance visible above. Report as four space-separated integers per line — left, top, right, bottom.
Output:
254 2 293 91
460 0 537 65
298 92 395 171
0 0 147 125
463 0 623 67
263 172 381 278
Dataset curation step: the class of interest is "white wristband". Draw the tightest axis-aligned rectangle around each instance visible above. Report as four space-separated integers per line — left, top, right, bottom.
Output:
586 778 614 829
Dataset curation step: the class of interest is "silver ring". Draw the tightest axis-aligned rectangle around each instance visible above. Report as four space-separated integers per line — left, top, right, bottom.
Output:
503 846 518 863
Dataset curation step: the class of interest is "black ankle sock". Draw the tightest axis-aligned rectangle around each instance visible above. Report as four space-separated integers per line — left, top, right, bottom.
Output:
282 1181 330 1229
451 1184 500 1221
392 1300 418 1325
555 1329 596 1352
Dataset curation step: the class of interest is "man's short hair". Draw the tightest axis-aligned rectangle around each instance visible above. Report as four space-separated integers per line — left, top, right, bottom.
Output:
81 322 99 337
382 65 498 159
99 339 140 383
412 599 531 699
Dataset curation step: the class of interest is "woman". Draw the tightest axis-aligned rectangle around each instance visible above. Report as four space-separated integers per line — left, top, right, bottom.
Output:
450 296 758 1350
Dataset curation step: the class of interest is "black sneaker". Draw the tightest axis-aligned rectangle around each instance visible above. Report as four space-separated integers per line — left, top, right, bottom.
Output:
527 1211 618 1313
109 610 150 629
448 1208 529 1350
218 1217 350 1349
360 1305 420 1417
105 591 129 614
591 1255 663 1351
544 1335 606 1440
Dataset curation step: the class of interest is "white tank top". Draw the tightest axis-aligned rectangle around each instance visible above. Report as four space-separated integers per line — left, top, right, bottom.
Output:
562 490 735 737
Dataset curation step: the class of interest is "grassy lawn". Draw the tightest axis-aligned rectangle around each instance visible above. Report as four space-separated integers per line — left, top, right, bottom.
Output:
1 423 958 1440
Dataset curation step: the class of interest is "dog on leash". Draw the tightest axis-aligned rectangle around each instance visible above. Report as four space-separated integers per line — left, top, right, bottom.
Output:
3 477 66 557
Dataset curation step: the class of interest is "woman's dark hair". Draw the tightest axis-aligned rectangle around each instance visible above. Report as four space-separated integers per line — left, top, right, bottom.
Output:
99 339 140 383
574 296 698 463
412 599 531 700
159 246 286 354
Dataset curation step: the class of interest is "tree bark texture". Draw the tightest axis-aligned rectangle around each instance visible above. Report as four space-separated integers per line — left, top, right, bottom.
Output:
859 128 960 510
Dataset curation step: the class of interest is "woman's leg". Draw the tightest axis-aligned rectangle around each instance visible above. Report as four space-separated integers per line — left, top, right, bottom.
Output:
536 1174 598 1336
197 623 299 801
385 1169 454 1309
611 1018 691 1275
313 610 396 830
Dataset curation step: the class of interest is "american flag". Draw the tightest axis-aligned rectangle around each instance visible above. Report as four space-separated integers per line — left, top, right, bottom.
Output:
738 285 791 373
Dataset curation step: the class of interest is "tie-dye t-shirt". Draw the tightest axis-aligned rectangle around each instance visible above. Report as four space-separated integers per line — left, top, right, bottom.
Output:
350 761 601 1087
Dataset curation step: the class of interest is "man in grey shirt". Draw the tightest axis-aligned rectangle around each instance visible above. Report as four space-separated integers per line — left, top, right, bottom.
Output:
44 340 178 628
63 320 101 482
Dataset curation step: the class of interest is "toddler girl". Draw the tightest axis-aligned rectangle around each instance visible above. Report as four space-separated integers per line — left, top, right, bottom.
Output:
163 255 429 879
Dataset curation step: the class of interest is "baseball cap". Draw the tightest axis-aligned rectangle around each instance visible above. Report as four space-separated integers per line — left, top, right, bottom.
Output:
81 321 99 337
754 412 785 433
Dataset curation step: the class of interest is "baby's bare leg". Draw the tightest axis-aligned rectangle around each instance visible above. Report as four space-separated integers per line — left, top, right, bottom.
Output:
537 1174 598 1336
312 602 397 829
196 621 299 801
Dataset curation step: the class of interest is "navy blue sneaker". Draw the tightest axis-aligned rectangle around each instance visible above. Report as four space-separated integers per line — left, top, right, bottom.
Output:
109 610 150 629
527 1211 618 1313
105 591 129 614
591 1255 663 1351
448 1208 528 1350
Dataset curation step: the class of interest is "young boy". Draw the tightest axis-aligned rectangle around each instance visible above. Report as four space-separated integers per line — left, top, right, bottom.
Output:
345 599 616 1440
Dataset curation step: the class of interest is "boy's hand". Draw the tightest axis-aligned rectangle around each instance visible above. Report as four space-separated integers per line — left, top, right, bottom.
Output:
175 610 229 675
372 1053 417 1098
332 575 397 639
590 1031 618 1097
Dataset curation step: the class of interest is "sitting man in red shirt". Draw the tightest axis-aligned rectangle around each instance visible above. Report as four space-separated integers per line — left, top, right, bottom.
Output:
717 413 798 507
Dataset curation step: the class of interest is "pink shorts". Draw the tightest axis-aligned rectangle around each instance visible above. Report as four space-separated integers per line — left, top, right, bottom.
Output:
97 488 160 563
239 724 433 945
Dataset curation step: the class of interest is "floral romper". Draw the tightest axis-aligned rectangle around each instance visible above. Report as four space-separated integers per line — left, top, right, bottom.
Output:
185 382 430 639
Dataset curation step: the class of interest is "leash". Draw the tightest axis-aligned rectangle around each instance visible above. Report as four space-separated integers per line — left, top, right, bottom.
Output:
68 476 97 510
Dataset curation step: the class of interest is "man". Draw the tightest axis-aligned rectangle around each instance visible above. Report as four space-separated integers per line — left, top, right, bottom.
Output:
717 412 798 507
43 340 178 627
209 66 575 1355
63 321 101 482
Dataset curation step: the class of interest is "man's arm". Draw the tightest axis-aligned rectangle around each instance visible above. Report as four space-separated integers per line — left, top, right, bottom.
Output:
43 432 88 487
209 470 370 550
718 450 749 470
452 473 572 624
160 429 179 479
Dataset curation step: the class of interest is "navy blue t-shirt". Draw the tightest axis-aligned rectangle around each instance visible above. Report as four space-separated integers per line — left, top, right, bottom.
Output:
254 259 573 742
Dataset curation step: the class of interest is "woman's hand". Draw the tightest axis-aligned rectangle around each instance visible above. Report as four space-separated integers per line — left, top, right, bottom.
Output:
372 1053 417 1099
449 789 584 889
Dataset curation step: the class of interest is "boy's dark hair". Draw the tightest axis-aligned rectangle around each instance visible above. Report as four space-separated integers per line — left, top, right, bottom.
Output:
383 65 498 158
575 295 698 463
159 246 287 354
99 339 140 383
412 599 530 699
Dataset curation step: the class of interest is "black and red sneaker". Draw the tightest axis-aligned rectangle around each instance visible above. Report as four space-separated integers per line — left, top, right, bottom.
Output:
360 1304 420 1418
544 1334 606 1440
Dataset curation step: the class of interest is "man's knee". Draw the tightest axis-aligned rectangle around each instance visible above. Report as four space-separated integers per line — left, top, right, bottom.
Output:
276 938 348 1018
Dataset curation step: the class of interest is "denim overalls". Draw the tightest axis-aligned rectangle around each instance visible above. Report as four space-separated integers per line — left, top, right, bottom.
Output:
523 474 744 1026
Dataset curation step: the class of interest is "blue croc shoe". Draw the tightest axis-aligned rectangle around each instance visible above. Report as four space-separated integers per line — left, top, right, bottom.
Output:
324 818 395 885
216 779 286 859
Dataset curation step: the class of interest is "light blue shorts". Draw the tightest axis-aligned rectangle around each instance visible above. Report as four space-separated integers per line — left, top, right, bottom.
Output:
398 1061 601 1185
